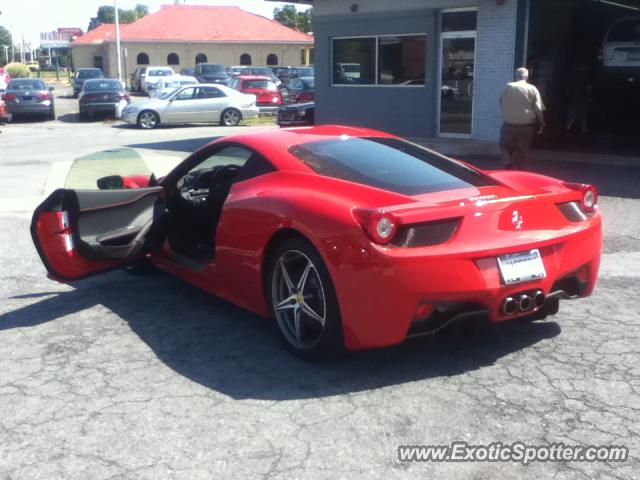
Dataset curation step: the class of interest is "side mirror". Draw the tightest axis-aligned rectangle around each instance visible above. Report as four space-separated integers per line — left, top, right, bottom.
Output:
49 86 55 91
97 175 125 190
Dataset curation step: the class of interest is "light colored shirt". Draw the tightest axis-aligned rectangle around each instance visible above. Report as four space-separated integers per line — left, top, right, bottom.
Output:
500 80 545 125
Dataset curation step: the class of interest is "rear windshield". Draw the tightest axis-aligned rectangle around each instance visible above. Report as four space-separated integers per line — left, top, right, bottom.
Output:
243 80 276 89
301 77 315 88
200 64 225 73
608 19 640 42
289 137 496 195
78 69 103 78
149 69 173 77
297 67 314 76
8 79 46 90
85 80 123 91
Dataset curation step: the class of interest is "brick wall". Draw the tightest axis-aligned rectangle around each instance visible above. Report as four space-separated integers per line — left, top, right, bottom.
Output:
473 0 519 141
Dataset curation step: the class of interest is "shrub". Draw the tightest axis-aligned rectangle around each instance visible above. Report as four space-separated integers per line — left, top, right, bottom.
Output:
5 62 31 78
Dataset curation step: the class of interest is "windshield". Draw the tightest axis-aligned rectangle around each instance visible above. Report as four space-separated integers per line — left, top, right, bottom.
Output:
8 79 47 90
289 137 496 196
201 64 225 74
78 69 102 79
244 80 277 89
159 87 181 99
608 20 640 42
85 80 123 91
149 69 174 77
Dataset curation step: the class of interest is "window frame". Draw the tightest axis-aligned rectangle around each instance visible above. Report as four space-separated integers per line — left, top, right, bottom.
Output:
331 33 427 88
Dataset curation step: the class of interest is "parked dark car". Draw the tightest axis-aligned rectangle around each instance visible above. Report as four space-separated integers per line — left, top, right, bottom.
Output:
194 63 231 85
277 101 314 127
130 67 147 92
180 67 196 76
73 68 104 97
272 66 314 83
284 76 315 104
79 79 130 120
239 67 281 85
3 78 55 120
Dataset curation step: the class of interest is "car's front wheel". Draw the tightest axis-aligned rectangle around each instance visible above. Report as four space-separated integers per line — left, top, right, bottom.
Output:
267 237 344 359
220 108 241 127
137 110 159 129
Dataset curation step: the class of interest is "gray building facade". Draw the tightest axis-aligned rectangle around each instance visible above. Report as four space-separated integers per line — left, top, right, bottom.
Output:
308 0 528 141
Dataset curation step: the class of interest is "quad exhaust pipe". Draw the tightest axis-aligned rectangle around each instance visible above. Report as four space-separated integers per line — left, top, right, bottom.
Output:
501 290 545 316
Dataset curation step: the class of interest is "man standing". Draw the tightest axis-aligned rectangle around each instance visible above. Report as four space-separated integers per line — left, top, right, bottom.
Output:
499 67 545 170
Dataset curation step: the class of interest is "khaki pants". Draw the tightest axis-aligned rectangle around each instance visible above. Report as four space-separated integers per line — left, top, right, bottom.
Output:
499 123 534 170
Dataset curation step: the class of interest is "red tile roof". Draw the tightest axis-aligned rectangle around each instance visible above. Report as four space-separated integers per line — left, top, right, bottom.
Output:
73 5 312 46
72 24 129 45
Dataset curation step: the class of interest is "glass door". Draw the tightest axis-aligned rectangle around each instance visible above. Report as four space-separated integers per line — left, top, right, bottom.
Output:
439 35 475 136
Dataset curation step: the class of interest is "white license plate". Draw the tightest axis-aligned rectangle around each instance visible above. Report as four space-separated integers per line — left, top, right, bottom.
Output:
497 249 547 285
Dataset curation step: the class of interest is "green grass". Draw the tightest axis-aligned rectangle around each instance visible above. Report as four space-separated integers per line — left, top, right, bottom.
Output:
244 116 277 126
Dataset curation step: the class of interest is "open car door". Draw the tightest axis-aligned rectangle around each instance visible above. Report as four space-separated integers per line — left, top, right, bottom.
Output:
31 187 164 282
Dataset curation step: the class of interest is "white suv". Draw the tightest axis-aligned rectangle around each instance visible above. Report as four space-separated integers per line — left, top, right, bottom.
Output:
601 16 640 69
142 66 176 95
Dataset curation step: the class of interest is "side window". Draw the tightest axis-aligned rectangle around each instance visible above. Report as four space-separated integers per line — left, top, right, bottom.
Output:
177 146 275 189
198 86 226 99
175 87 196 100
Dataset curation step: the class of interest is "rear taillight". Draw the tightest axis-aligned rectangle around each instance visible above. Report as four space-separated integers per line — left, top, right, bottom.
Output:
597 47 603 61
37 91 52 101
119 92 131 102
353 208 398 245
80 94 95 103
563 182 598 213
4 93 16 102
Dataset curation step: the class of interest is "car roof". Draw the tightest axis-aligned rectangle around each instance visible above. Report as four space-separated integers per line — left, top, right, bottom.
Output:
78 68 102 71
214 125 398 172
237 75 273 81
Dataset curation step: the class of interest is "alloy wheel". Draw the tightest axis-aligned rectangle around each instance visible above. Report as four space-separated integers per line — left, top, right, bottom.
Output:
222 109 241 126
139 111 158 129
271 249 327 351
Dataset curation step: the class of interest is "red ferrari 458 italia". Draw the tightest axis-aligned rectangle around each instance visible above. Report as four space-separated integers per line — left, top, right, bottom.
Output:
31 126 602 358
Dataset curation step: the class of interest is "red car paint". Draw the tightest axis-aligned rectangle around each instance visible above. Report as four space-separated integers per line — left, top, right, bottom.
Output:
31 126 603 351
232 75 281 106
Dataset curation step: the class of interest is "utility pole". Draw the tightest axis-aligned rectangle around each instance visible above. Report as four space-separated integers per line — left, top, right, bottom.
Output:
114 0 122 81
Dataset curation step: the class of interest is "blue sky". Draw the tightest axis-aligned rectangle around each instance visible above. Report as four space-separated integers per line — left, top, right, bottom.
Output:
0 0 310 46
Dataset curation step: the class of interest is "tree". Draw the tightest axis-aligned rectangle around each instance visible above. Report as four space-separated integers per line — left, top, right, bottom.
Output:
0 26 12 64
273 5 312 33
88 4 149 31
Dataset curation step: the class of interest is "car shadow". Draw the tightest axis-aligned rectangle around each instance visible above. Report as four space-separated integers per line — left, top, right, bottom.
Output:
0 269 561 400
462 155 640 200
57 112 121 124
126 136 221 153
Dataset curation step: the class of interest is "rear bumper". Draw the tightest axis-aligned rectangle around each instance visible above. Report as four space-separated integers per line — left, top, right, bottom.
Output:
6 103 53 115
81 102 117 113
329 215 603 350
241 106 259 120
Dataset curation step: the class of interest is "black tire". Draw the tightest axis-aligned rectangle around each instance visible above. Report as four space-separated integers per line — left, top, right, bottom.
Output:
48 109 56 121
266 237 344 359
220 108 242 127
78 110 88 122
137 110 159 129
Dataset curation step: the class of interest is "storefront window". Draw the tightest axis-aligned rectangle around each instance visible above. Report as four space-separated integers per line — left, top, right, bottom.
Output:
378 35 426 85
332 35 425 86
332 38 376 85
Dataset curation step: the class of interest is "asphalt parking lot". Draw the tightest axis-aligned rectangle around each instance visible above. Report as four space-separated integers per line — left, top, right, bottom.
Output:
0 86 639 479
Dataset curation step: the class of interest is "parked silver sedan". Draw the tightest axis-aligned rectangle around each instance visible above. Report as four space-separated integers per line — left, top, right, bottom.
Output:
122 84 259 129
